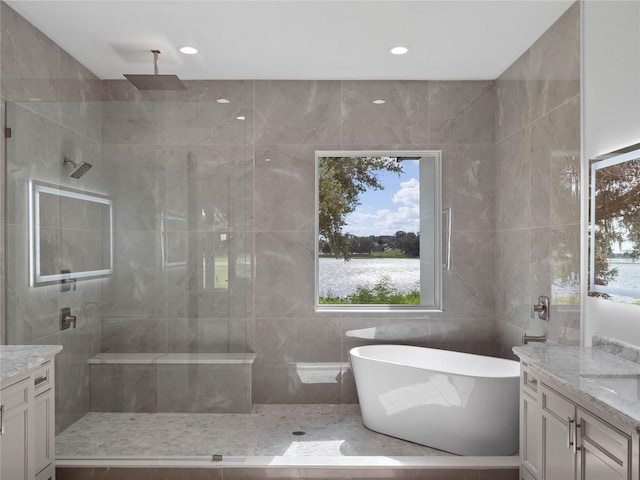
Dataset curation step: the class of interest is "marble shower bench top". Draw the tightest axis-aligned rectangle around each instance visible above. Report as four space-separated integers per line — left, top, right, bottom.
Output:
88 352 257 365
513 345 640 433
0 345 63 382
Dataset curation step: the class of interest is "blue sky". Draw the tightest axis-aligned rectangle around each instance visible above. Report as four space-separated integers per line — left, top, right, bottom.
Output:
344 160 420 237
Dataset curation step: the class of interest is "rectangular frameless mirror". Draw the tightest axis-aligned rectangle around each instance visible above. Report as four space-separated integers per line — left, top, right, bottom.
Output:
315 150 442 311
29 180 113 286
589 144 640 303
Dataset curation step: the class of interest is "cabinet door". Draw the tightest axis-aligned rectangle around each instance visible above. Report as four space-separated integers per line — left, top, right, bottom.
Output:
0 378 31 480
540 385 576 480
577 408 630 480
521 390 539 478
34 389 54 475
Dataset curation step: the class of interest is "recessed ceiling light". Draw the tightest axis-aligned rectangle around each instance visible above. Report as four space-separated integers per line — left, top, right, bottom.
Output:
236 116 246 120
373 99 386 104
217 98 230 104
265 158 272 162
390 46 409 55
179 46 198 55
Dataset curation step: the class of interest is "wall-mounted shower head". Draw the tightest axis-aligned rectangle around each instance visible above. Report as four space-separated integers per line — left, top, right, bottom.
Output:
63 157 92 179
124 50 186 91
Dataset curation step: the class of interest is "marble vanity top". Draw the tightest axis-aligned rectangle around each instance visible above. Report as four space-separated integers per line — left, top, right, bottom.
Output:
0 345 63 383
514 345 640 433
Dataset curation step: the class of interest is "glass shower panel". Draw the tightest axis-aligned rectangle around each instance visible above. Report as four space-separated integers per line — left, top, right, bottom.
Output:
6 91 253 458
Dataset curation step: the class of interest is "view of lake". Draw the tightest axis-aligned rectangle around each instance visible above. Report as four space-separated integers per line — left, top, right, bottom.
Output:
318 257 420 298
607 261 640 303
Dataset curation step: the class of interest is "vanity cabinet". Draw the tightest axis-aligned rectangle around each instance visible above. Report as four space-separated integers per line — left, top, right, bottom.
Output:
520 364 632 480
1 360 56 480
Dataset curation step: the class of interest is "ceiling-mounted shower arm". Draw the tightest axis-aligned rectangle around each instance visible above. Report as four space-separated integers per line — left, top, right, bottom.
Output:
152 49 160 75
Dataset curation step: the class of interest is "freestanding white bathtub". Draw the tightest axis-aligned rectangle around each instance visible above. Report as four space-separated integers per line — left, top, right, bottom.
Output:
349 344 520 456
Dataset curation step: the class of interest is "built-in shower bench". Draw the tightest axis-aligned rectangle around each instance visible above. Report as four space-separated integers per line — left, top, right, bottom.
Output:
88 352 257 414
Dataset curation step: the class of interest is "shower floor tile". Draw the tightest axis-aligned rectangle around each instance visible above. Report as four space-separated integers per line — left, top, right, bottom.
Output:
56 404 454 458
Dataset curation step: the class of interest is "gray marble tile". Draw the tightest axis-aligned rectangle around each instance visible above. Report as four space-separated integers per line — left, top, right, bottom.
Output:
254 231 316 319
166 318 230 353
102 79 167 102
428 318 496 357
102 318 167 353
495 126 530 230
429 81 495 144
495 229 531 331
90 364 158 412
255 81 341 144
101 100 166 145
102 144 166 232
341 81 429 145
340 364 358 404
158 364 251 413
529 2 580 121
5 224 59 344
162 231 252 320
253 364 341 404
256 317 341 364
51 320 101 433
165 144 250 233
495 320 526 361
341 318 428 362
166 80 253 145
549 224 580 344
58 124 104 192
5 101 61 226
0 2 60 102
431 231 495 319
529 227 552 307
254 144 326 233
495 50 530 142
102 230 166 319
530 98 580 228
441 144 495 232
58 51 102 141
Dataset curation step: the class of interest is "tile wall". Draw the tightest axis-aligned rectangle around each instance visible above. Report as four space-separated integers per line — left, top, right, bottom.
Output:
494 2 581 357
0 1 104 432
98 77 497 404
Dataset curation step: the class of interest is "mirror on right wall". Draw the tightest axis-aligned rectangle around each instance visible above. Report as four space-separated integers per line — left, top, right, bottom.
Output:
589 144 640 304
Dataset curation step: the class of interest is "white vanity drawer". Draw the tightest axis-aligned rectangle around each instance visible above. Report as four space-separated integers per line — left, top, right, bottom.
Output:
33 362 52 395
0 377 29 413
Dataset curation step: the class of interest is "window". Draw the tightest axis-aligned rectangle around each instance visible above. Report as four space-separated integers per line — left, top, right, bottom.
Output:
315 150 442 311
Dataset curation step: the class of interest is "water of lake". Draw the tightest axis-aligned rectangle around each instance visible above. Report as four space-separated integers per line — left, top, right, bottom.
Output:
607 262 640 303
318 257 420 298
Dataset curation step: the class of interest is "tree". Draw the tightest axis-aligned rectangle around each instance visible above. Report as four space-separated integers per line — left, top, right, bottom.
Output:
395 231 420 257
318 156 403 259
590 158 640 295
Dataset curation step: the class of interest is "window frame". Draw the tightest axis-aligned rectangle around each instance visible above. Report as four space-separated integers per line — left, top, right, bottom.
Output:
314 150 443 312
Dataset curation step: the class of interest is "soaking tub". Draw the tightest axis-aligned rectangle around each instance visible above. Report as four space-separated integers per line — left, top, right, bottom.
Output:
349 344 520 456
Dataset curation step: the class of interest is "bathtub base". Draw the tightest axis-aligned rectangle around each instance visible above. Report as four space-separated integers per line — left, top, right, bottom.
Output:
351 345 520 456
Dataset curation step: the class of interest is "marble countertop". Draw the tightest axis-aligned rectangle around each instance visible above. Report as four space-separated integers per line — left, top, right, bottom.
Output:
513 345 640 433
0 345 63 383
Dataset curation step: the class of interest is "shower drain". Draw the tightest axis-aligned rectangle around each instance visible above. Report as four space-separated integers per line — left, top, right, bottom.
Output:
292 431 306 436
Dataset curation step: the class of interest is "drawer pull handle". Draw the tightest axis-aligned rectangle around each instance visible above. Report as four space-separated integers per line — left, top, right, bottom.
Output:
529 378 537 386
567 417 574 450
0 404 4 435
573 421 581 455
35 374 48 386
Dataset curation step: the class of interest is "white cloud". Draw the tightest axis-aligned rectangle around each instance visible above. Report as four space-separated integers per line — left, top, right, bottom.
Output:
345 179 420 236
392 178 420 206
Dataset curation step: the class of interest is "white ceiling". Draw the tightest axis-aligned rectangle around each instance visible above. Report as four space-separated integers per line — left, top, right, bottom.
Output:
6 0 575 81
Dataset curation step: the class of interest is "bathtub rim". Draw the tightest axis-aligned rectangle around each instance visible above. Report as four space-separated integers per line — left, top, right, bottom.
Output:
349 344 520 379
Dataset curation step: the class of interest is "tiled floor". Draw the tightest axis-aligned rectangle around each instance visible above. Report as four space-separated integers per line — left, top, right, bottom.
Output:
56 404 454 458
